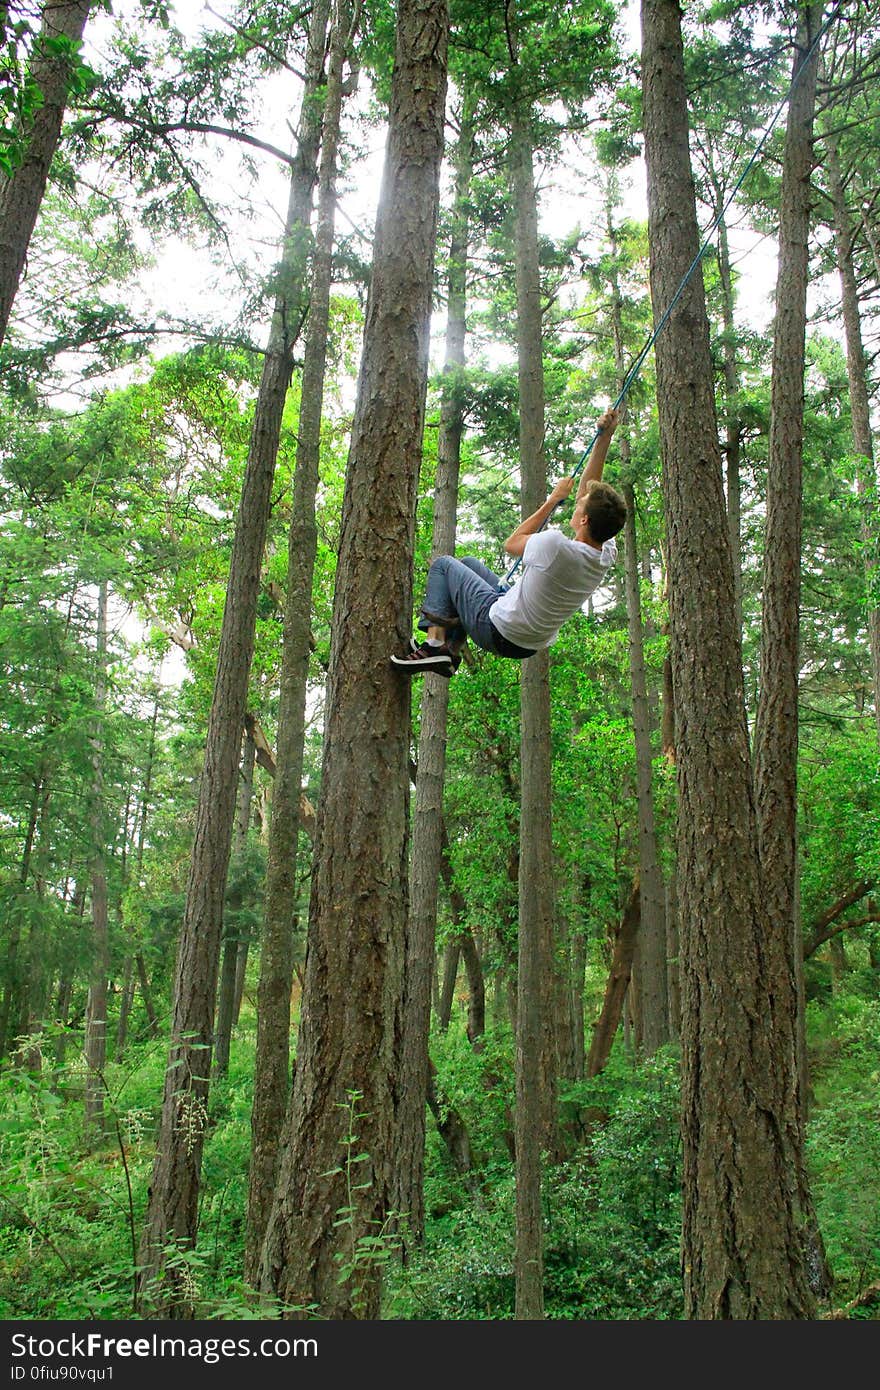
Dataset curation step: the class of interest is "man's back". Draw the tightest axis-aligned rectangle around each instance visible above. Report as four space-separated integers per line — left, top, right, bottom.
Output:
489 529 617 651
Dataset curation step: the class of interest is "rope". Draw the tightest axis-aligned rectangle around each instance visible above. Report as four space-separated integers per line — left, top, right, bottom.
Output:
501 0 843 585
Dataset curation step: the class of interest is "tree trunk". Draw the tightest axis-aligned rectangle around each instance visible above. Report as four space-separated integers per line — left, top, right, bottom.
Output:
436 940 460 1031
641 0 815 1318
569 930 588 1080
115 956 134 1062
717 214 744 632
258 0 448 1320
0 0 92 346
135 952 158 1038
84 580 109 1139
825 132 880 748
232 936 249 1026
665 865 680 1039
622 479 669 1055
607 226 668 1053
753 0 818 1120
551 913 578 1083
426 1058 478 1189
586 880 640 1077
244 0 351 1286
124 686 161 1051
511 114 555 1321
459 929 486 1046
394 84 474 1247
137 0 330 1314
214 729 256 1078
753 5 831 1297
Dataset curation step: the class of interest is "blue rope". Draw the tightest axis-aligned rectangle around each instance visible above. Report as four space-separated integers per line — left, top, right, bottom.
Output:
501 0 843 586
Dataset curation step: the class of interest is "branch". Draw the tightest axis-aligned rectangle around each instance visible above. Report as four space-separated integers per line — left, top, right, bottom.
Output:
204 1 311 81
124 114 299 169
802 878 874 958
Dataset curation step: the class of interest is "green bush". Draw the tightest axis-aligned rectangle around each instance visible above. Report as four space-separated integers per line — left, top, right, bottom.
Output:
386 1044 683 1320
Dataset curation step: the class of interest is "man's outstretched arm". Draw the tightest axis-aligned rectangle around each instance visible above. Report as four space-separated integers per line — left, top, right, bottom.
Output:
503 476 574 556
503 408 622 557
576 406 621 499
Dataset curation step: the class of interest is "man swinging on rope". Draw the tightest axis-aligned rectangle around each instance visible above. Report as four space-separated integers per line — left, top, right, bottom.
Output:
392 407 625 679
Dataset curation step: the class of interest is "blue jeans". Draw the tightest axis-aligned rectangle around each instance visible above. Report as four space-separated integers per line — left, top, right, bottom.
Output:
418 555 534 659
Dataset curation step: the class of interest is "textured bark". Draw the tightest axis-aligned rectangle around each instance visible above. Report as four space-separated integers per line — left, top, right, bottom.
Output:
825 132 880 747
717 215 744 632
664 866 680 1038
458 929 486 1044
569 930 588 1080
436 940 460 1031
214 729 255 1078
137 1 330 1314
586 881 640 1078
394 85 474 1244
259 0 448 1320
0 0 92 346
84 581 109 1137
641 0 815 1318
622 481 669 1054
753 9 829 1294
511 116 554 1322
245 0 350 1286
660 641 675 761
607 235 668 1053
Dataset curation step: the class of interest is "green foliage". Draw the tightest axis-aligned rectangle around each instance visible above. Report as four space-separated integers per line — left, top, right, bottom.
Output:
807 996 880 1304
800 727 880 934
0 1026 260 1319
385 1044 683 1320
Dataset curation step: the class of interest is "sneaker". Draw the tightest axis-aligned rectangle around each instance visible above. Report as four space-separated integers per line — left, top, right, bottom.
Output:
408 636 462 672
391 641 457 678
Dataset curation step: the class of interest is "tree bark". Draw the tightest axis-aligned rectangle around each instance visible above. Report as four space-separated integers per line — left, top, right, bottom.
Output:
214 728 256 1078
259 0 448 1320
607 220 668 1053
0 0 92 346
586 880 640 1077
137 0 330 1314
622 479 669 1054
510 114 555 1322
717 214 744 632
84 580 109 1138
120 686 162 1055
394 84 474 1246
753 4 830 1293
641 0 815 1318
436 940 460 1031
825 131 880 748
244 0 351 1286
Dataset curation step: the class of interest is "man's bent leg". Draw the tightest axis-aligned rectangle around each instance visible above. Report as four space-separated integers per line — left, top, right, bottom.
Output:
418 556 497 651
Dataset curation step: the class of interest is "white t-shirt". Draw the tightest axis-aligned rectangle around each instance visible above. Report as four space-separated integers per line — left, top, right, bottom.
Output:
489 529 617 651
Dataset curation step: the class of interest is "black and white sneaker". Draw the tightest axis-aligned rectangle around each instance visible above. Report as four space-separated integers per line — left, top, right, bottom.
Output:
391 641 457 678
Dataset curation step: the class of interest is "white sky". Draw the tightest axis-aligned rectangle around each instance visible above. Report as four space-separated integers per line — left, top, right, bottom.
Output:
82 0 789 365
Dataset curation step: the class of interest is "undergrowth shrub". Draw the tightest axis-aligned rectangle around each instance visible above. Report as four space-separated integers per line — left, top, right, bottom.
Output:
386 1044 683 1320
